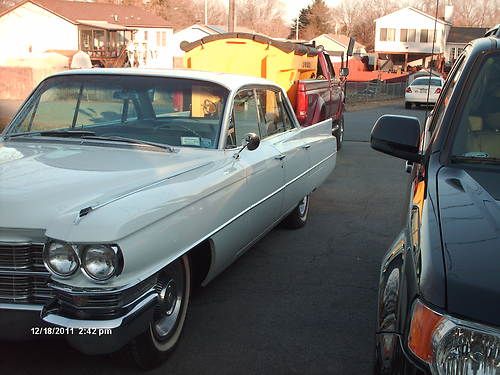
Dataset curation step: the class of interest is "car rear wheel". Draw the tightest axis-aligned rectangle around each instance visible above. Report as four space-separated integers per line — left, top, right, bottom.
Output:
129 255 191 369
283 195 310 229
405 102 412 109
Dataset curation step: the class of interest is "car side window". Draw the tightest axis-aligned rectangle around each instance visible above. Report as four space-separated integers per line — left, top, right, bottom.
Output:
278 92 295 131
429 55 467 135
256 89 289 138
226 89 260 148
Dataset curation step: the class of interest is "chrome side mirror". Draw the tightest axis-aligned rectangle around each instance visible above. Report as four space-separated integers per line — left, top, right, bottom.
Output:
245 132 260 151
233 132 260 159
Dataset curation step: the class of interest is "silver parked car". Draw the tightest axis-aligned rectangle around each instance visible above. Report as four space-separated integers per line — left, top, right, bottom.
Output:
0 69 336 368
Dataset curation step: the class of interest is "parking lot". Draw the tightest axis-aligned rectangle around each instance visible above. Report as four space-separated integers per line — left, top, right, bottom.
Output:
0 102 427 375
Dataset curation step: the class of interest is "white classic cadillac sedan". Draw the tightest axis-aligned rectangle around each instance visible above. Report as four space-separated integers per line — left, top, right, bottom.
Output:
0 69 336 368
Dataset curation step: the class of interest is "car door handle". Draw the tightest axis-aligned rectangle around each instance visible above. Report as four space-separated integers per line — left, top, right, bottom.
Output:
275 154 286 160
302 144 311 150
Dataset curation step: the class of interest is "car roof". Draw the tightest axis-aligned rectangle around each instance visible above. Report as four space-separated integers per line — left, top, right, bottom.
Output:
51 68 278 91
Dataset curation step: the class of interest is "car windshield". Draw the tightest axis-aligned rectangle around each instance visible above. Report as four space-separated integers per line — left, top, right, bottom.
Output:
5 74 229 149
411 77 442 86
451 53 500 163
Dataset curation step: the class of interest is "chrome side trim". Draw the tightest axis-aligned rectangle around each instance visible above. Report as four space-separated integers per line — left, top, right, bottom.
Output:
0 303 43 311
74 162 213 224
42 293 157 329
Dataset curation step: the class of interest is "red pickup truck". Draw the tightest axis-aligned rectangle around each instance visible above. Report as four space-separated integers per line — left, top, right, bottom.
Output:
295 48 346 149
181 33 347 149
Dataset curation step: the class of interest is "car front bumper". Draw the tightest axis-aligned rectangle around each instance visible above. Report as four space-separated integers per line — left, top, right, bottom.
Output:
0 283 158 355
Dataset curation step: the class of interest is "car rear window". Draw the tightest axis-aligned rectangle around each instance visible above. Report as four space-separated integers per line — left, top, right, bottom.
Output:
411 77 442 86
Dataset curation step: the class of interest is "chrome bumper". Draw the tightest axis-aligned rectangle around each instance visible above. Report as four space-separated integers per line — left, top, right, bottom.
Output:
0 288 158 354
46 293 157 354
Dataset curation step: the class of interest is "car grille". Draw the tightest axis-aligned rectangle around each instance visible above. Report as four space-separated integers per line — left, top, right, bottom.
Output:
0 242 53 305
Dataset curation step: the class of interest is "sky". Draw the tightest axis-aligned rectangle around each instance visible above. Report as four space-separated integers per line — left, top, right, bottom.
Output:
283 0 341 22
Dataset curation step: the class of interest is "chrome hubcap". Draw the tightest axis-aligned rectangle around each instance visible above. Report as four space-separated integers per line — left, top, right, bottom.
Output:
159 279 177 315
298 196 308 217
153 265 185 340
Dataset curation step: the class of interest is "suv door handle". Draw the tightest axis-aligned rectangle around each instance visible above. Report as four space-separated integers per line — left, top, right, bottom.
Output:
302 144 311 149
275 154 286 160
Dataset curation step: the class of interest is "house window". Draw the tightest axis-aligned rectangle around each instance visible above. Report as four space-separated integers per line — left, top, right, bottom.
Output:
450 47 456 59
420 29 436 43
401 29 416 42
380 28 387 41
156 31 167 47
400 29 407 42
161 31 167 47
408 29 416 42
380 28 395 42
387 28 395 41
420 29 428 43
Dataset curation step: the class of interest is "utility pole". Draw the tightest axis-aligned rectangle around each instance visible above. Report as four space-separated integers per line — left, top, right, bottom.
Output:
228 0 235 32
204 0 208 25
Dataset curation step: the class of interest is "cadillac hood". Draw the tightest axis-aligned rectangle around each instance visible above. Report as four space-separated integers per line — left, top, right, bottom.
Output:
0 140 223 241
437 166 500 327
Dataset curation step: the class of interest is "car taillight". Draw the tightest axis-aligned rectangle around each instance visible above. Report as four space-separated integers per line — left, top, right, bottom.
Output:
296 86 307 124
434 88 442 94
406 87 412 93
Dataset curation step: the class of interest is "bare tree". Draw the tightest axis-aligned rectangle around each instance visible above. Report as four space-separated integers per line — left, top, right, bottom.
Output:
236 0 289 37
452 0 498 27
331 0 398 50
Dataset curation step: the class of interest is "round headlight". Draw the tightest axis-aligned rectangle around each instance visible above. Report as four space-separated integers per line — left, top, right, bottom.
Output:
44 242 79 277
82 245 118 281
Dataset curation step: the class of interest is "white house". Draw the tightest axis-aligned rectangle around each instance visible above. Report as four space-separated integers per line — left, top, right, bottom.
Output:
0 0 174 68
374 6 452 70
309 34 366 63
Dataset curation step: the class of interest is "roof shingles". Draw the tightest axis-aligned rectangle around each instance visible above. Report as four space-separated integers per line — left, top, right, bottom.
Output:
3 0 170 28
447 27 488 44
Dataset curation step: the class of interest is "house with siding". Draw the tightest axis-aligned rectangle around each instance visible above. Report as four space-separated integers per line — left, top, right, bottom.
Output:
0 0 174 67
374 6 452 71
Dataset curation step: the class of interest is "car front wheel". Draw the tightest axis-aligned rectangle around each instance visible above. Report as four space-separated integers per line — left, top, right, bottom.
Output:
283 195 310 229
129 255 191 369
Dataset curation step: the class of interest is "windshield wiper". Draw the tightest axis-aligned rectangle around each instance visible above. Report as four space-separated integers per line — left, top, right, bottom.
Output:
451 155 500 165
82 135 176 153
40 130 96 137
3 130 96 140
